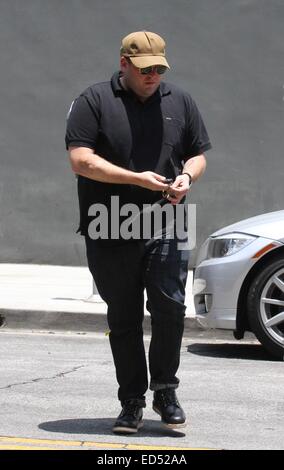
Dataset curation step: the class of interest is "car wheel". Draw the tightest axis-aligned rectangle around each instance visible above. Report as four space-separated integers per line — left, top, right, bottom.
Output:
247 257 284 359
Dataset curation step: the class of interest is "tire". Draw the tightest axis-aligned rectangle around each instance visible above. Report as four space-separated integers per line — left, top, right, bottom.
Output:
247 257 284 359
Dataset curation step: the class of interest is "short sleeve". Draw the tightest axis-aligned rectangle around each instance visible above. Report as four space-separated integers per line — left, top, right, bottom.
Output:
183 95 212 159
65 91 100 150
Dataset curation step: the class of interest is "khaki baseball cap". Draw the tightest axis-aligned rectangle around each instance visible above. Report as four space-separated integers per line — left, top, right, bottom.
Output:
120 31 170 69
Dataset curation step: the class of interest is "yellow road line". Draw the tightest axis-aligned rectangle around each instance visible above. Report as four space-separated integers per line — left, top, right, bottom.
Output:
82 441 128 449
126 444 207 450
0 436 82 447
0 435 212 451
0 444 64 451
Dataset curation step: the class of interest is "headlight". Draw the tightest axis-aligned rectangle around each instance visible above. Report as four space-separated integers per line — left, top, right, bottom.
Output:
208 233 256 258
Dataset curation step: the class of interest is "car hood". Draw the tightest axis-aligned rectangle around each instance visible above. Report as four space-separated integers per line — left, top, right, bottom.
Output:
211 210 284 242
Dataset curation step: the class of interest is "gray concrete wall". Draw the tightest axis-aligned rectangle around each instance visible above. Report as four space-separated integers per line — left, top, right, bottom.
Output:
1 0 283 266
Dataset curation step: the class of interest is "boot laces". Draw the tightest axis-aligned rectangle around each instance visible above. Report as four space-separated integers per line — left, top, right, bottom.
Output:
122 400 142 417
159 389 179 407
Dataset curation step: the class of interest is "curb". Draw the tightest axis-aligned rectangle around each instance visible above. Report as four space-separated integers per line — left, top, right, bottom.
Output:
0 309 258 341
0 308 203 335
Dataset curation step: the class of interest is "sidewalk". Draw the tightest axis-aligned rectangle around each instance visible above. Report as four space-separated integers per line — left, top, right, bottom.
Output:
0 264 201 334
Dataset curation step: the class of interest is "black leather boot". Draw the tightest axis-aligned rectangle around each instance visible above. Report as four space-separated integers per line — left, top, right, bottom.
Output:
153 388 186 429
113 399 144 434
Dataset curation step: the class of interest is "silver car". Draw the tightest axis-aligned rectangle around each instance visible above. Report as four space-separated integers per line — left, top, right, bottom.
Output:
193 210 284 359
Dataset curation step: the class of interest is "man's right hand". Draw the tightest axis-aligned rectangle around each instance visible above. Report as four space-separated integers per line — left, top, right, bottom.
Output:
135 171 171 191
69 147 170 192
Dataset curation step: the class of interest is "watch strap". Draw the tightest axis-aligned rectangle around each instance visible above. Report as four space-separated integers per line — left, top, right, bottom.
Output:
182 172 193 186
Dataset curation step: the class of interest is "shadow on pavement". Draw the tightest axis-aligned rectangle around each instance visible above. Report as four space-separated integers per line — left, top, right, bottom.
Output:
38 419 186 438
186 342 282 361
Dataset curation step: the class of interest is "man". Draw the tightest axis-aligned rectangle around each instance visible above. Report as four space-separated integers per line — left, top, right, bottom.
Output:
65 31 211 434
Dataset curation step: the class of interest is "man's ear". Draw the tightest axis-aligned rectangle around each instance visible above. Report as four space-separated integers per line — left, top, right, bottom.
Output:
120 56 128 72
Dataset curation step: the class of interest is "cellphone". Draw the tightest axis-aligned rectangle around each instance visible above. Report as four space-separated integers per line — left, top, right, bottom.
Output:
164 178 174 184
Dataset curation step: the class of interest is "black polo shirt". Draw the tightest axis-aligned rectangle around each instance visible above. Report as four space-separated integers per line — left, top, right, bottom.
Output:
65 71 212 238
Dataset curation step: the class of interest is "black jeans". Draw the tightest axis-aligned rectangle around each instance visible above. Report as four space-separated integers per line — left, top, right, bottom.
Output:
85 235 189 405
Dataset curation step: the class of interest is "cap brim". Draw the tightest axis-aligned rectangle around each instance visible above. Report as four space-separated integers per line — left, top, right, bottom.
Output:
129 55 170 69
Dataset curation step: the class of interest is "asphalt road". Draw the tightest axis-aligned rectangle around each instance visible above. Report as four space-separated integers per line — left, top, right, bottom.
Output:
0 330 283 450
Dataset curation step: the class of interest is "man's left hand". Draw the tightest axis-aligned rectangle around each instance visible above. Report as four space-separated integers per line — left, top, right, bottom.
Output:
163 174 191 205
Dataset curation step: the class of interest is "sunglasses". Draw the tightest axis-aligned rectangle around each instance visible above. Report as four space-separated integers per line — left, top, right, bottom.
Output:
125 58 167 75
138 65 168 75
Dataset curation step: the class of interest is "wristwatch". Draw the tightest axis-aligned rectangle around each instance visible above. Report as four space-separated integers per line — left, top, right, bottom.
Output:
182 172 193 188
